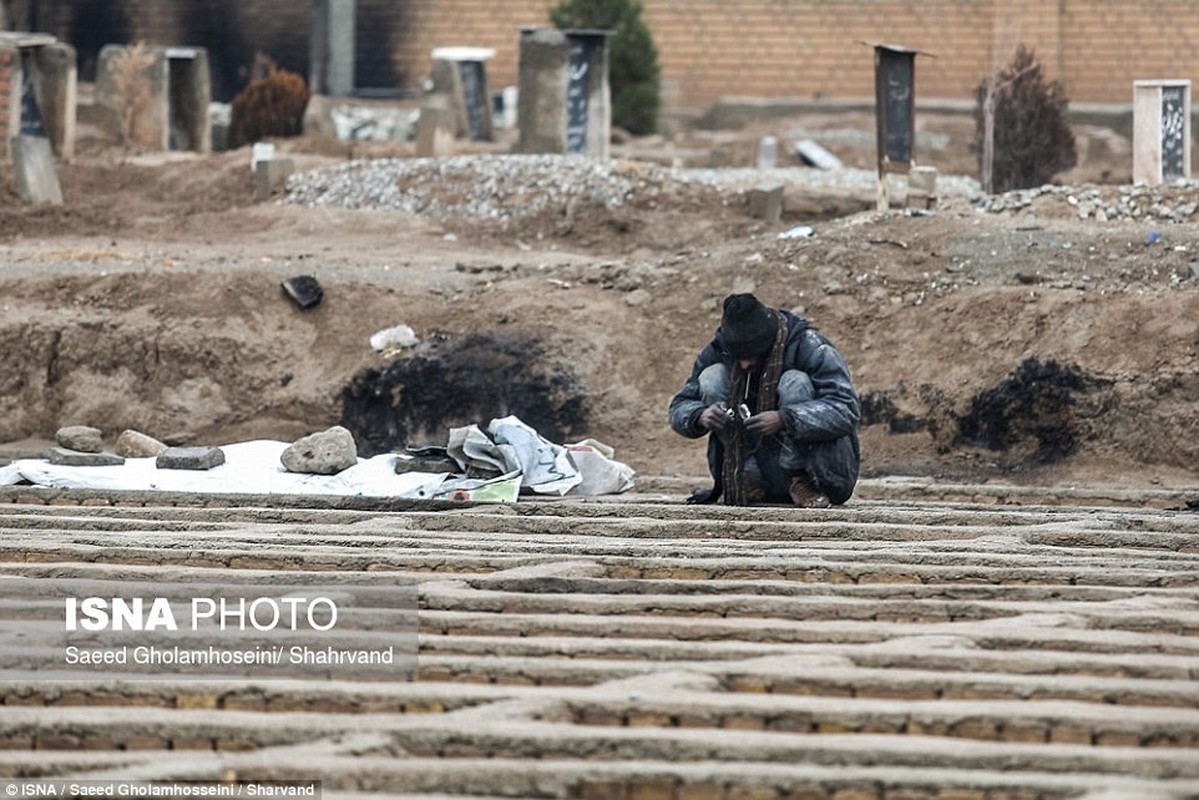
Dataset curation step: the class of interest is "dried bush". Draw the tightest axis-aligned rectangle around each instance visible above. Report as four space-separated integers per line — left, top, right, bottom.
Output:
972 45 1078 193
110 41 155 148
228 67 311 149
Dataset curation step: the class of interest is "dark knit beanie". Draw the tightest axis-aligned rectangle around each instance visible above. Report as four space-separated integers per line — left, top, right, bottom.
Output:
718 293 777 358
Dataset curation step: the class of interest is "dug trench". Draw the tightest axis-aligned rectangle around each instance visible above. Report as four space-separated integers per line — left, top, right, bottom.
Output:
1 253 1197 491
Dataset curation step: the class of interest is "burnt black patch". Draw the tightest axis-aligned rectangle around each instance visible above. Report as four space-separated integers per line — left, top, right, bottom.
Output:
958 357 1091 463
858 391 897 427
340 332 588 457
860 389 929 434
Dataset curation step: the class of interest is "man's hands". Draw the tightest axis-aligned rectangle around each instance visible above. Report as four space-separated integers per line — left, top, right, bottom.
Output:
699 402 731 432
744 409 783 437
699 405 784 437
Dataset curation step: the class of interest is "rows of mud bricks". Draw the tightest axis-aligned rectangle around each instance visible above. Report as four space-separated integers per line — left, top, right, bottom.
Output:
0 485 1197 799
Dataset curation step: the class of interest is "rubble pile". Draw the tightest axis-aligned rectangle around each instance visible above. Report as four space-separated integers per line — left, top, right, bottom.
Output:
283 155 662 221
283 153 987 222
977 180 1199 222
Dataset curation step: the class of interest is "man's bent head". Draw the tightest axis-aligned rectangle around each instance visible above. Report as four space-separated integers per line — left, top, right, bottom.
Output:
718 293 777 360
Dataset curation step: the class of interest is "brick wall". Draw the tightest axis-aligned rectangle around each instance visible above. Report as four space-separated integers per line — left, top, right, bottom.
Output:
26 0 1199 111
343 0 1199 110
0 46 12 153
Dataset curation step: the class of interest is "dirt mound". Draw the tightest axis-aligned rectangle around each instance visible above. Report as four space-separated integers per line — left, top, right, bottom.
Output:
2 114 1198 490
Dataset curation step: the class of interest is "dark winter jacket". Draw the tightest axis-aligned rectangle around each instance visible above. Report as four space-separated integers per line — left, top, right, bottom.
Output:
668 310 861 505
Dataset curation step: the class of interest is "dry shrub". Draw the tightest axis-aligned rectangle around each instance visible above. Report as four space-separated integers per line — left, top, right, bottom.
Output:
110 41 155 148
229 68 311 149
973 45 1078 193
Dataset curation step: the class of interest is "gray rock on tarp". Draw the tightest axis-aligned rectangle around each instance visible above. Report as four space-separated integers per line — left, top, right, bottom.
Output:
156 446 226 470
116 429 169 458
46 447 124 467
282 426 359 475
56 426 104 453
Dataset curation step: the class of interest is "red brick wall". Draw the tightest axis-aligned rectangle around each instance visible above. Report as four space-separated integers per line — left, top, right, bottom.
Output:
1059 0 1199 105
28 0 1199 110
364 0 1199 109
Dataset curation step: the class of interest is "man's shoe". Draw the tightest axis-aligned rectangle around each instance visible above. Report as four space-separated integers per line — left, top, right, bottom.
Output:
744 477 769 504
789 475 831 509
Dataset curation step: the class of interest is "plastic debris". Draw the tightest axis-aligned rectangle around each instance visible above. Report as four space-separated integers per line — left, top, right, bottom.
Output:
370 324 419 355
778 225 815 240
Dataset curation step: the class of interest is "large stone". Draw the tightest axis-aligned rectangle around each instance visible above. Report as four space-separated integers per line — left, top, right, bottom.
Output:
156 446 226 470
281 426 359 474
254 157 295 201
11 135 63 206
415 101 455 157
45 447 124 467
115 430 169 458
56 425 103 453
747 185 784 222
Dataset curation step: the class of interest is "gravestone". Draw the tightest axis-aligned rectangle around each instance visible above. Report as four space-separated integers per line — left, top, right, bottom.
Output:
0 33 75 160
310 0 355 97
10 134 62 205
430 47 495 142
96 44 211 153
517 27 611 159
756 136 778 169
907 165 938 209
416 97 456 157
1133 80 1191 184
747 184 784 221
870 42 930 211
254 157 295 201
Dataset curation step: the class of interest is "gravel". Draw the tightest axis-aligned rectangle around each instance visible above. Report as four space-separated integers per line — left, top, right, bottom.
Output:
283 154 647 221
975 180 1199 222
283 151 1196 225
282 153 983 222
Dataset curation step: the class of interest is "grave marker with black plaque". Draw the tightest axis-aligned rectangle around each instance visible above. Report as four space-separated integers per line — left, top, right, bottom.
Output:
430 47 495 142
868 42 932 211
565 38 590 154
875 47 913 173
1133 79 1191 184
517 27 611 159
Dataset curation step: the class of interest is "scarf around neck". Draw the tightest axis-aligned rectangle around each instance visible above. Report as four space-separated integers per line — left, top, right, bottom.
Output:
721 308 788 506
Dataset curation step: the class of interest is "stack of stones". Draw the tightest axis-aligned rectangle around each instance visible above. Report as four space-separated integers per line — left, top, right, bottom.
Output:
43 425 364 476
46 426 125 467
48 425 227 471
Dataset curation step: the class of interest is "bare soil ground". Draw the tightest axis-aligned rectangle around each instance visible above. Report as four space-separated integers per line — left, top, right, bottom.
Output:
3 108 1199 493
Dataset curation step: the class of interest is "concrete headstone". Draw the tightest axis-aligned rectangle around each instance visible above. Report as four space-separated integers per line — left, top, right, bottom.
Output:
415 102 455 157
756 136 778 170
747 185 784 222
254 157 295 201
11 135 63 205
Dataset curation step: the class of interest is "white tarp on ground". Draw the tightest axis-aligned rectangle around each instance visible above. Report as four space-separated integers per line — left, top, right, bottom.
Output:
0 417 636 503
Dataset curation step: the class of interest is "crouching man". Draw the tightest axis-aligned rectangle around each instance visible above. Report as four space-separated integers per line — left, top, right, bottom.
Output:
668 293 860 507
